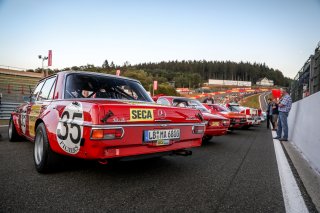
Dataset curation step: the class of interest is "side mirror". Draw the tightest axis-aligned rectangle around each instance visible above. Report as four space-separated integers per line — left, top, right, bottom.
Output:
30 96 36 103
23 96 30 103
23 96 35 103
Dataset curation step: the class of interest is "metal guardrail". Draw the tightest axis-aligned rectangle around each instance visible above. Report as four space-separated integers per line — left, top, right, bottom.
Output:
0 102 20 120
0 65 26 71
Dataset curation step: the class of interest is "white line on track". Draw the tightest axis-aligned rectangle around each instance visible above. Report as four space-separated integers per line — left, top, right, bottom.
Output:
259 94 262 110
272 130 309 213
0 125 8 128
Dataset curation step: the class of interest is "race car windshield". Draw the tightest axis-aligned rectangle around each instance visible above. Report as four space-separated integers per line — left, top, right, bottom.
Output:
64 73 153 102
214 105 230 112
188 100 211 113
229 105 241 112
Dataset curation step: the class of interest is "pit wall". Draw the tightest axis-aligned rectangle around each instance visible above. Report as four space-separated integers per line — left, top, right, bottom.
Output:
288 91 320 174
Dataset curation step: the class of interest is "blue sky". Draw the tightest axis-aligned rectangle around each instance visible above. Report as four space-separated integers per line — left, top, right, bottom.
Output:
0 0 319 78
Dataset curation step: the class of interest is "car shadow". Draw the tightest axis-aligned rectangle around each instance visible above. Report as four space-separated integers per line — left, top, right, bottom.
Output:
48 154 177 175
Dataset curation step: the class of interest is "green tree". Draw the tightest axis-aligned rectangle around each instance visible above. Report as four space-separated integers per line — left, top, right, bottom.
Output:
122 69 153 89
155 83 179 96
102 60 110 69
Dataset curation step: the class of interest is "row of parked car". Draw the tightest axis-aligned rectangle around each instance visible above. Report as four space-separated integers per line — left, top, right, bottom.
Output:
154 96 263 142
8 71 264 173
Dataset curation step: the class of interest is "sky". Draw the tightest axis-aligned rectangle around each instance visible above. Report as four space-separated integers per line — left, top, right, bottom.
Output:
0 0 319 78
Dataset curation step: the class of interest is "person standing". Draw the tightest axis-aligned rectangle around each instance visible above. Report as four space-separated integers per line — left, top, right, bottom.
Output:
266 98 273 129
271 99 279 131
203 94 215 104
274 88 292 141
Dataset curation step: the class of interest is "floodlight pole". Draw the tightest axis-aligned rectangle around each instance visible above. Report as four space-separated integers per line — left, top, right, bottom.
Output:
38 55 48 77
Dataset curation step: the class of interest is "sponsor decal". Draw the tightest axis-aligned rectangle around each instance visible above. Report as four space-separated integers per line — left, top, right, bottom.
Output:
130 108 154 121
112 117 126 122
29 105 42 137
20 105 28 134
56 103 84 154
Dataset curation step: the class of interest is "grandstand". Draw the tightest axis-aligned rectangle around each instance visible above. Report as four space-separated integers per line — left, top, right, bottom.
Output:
0 69 42 103
291 42 320 102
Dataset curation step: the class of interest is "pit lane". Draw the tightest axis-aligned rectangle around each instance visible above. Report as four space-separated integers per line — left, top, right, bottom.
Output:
0 125 285 212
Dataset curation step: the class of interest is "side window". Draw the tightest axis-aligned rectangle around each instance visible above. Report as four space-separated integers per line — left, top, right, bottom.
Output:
32 81 45 101
48 78 57 100
38 77 56 101
157 98 170 106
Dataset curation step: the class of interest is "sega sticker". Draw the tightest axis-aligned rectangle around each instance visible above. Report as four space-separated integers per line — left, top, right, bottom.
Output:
56 103 84 154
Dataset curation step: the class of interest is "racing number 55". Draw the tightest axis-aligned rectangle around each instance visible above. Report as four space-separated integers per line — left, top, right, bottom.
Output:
57 111 82 144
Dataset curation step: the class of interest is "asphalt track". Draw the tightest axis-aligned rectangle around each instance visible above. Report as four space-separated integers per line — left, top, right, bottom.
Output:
259 92 269 111
0 124 285 212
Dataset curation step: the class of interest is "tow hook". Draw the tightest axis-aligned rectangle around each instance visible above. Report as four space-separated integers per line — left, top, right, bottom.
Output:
173 149 192 156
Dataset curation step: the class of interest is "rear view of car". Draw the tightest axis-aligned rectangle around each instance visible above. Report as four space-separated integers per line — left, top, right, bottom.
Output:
225 103 253 129
203 104 246 129
9 71 205 173
157 96 229 142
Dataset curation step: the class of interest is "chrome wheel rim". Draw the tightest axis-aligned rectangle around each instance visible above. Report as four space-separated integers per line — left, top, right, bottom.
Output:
8 120 13 139
34 131 44 165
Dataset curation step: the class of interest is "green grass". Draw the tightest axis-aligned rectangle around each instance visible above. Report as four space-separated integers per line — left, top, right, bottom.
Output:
240 94 261 109
0 120 9 125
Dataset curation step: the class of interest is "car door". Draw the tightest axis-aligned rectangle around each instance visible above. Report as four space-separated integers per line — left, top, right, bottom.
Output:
23 80 44 138
27 76 56 138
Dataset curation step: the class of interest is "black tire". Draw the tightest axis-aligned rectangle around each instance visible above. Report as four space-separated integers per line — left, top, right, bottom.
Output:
8 116 22 142
34 123 57 173
202 135 213 142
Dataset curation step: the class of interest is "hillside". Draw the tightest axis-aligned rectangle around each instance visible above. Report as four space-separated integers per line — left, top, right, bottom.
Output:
132 60 291 88
239 94 261 109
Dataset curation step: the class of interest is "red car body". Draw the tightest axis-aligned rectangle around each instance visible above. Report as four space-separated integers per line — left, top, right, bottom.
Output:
156 96 230 141
9 71 205 172
203 104 247 129
225 103 255 129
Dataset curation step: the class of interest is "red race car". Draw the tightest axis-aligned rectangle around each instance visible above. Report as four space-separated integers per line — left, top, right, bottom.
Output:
203 104 247 129
225 103 255 129
156 96 230 142
9 71 205 173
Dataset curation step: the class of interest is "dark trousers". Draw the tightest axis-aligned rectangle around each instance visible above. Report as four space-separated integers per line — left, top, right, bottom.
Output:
266 114 272 129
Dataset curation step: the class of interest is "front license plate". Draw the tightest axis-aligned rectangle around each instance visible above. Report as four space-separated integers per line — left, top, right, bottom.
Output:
236 119 240 123
144 129 180 142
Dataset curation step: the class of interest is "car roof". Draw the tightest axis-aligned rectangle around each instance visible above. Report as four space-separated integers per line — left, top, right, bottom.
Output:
159 96 196 101
41 70 141 84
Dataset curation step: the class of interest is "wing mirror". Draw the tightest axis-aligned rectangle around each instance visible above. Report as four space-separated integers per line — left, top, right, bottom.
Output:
23 96 30 103
23 96 35 103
